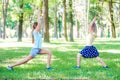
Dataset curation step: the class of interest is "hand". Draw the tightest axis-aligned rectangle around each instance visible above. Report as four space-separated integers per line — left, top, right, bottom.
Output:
93 16 97 20
92 16 97 22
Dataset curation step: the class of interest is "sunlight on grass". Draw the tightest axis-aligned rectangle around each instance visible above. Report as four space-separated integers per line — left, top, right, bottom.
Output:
104 42 120 45
27 75 50 80
1 55 27 67
95 41 120 45
95 42 120 45
111 58 120 63
43 42 73 48
0 38 120 79
0 38 33 48
96 38 120 41
116 63 120 67
34 55 60 64
2 47 19 50
0 42 33 48
95 38 120 43
99 50 120 54
58 47 79 52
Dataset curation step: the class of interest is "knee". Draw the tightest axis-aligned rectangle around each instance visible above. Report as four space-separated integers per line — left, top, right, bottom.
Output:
96 57 101 61
24 58 31 63
47 51 52 56
23 60 28 64
77 53 81 56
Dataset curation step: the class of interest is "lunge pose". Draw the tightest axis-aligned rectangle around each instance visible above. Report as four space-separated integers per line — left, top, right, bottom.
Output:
7 10 52 70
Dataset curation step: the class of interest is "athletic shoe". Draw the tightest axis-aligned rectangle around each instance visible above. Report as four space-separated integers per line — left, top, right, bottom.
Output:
74 66 80 69
46 67 52 70
7 66 14 71
103 66 109 68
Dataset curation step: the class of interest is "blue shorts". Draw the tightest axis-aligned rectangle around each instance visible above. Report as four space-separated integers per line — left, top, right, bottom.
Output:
30 48 41 57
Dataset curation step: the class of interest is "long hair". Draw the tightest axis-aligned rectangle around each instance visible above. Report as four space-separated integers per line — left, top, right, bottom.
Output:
89 22 97 33
32 22 38 43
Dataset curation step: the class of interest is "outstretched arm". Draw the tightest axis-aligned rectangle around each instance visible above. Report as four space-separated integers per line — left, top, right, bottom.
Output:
89 17 96 27
35 9 41 31
92 16 96 23
88 17 97 33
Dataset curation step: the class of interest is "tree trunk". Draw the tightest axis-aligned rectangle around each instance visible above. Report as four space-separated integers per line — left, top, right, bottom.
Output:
18 0 23 42
2 0 9 39
63 0 68 41
54 0 58 39
118 0 120 28
69 0 74 42
108 0 116 38
77 20 80 38
86 0 90 33
116 0 120 37
44 0 50 42
2 1 5 39
58 16 62 38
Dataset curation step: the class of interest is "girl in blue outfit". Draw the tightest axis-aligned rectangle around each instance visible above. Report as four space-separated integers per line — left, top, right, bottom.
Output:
7 10 52 70
75 17 108 68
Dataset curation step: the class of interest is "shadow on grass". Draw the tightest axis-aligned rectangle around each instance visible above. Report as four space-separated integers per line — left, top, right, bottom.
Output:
0 39 120 79
0 47 31 62
1 63 119 80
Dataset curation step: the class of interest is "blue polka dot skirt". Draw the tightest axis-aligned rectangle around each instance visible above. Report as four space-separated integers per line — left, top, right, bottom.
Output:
80 45 99 58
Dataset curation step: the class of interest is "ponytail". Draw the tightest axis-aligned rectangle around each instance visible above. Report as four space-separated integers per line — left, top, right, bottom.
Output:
32 22 38 43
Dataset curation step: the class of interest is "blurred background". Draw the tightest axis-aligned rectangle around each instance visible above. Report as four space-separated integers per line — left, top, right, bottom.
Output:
0 0 120 42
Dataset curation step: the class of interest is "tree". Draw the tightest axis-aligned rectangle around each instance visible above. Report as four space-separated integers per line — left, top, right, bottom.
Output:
58 15 62 38
43 0 50 42
108 0 116 38
63 0 68 41
54 0 58 39
76 21 80 38
118 0 120 28
18 0 24 42
7 0 34 40
69 0 74 42
2 0 9 39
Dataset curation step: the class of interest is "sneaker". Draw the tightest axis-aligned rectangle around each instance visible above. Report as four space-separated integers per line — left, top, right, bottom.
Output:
7 66 14 71
74 66 80 69
46 67 52 70
103 66 109 69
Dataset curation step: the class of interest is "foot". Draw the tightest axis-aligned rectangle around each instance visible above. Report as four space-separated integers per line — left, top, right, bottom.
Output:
7 66 14 71
46 67 52 70
103 66 109 68
74 66 80 69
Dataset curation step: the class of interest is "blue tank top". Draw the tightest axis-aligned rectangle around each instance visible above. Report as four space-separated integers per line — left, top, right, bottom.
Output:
33 30 42 48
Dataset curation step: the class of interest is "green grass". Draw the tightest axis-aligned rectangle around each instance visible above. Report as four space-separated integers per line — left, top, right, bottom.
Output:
0 38 120 80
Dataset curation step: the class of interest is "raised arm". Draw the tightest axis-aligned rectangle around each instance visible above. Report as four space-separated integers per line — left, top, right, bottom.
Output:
92 17 96 23
35 9 41 31
89 17 96 27
88 17 97 33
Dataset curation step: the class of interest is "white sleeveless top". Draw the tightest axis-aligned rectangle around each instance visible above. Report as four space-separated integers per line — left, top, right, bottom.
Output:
86 33 97 46
33 30 42 48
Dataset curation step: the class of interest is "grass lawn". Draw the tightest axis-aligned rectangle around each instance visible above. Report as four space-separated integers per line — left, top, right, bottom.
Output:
0 38 120 80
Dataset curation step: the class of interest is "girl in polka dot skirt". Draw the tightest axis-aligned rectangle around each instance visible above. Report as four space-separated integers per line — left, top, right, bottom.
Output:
75 17 108 68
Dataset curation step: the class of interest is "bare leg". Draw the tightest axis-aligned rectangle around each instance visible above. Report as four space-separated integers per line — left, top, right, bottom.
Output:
39 49 52 68
76 53 82 67
95 57 107 67
10 55 33 68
